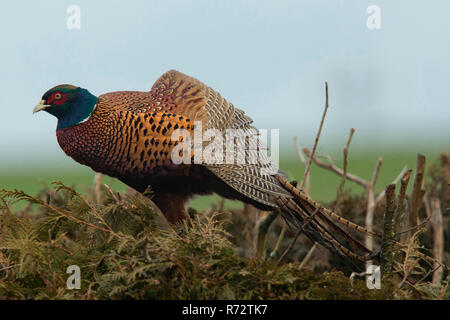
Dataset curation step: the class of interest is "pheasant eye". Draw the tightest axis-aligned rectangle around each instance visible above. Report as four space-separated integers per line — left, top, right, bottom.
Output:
54 93 62 99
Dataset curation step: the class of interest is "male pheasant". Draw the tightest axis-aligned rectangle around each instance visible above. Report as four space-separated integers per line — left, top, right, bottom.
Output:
34 70 377 262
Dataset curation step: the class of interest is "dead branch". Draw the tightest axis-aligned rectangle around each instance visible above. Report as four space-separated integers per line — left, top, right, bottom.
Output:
300 82 329 189
396 216 431 236
335 128 355 211
299 243 317 269
94 173 103 203
365 157 383 268
381 184 396 278
303 148 369 188
269 224 286 259
365 158 383 247
430 197 444 284
294 136 310 193
409 154 426 235
375 166 408 204
394 169 413 237
254 211 278 260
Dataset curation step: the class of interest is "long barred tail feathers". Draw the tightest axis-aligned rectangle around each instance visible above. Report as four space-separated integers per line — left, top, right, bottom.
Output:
274 175 378 262
276 175 382 239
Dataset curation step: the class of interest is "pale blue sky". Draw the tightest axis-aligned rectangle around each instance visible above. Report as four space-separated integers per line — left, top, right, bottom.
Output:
0 0 449 166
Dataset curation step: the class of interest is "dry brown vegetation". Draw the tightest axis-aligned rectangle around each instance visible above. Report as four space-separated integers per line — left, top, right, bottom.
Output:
0 151 448 299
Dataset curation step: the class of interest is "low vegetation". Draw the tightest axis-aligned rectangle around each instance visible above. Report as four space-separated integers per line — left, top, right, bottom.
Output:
0 152 448 299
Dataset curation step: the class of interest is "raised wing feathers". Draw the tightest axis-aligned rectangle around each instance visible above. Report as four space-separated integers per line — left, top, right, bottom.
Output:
98 70 290 208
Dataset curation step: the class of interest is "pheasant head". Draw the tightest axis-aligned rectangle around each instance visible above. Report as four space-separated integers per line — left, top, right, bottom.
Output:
33 84 97 129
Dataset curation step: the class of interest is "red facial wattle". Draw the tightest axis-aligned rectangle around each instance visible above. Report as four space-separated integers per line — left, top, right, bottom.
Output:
47 92 67 106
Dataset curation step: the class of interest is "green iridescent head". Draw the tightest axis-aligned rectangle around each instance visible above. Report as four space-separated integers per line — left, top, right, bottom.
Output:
33 84 98 129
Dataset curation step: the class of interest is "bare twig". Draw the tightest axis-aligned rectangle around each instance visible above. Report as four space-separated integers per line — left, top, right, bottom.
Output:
365 157 383 269
218 198 225 212
430 197 444 284
395 216 430 236
93 173 103 203
335 128 355 211
409 154 426 235
365 158 383 246
381 184 396 278
294 137 308 167
269 224 286 259
254 211 278 260
294 136 310 193
103 184 120 203
300 82 329 189
394 169 412 237
415 264 442 286
375 166 408 204
277 229 302 266
0 264 21 272
299 243 317 269
303 148 369 188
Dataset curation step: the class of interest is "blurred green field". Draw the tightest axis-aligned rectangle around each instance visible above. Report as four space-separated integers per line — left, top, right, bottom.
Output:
0 148 444 211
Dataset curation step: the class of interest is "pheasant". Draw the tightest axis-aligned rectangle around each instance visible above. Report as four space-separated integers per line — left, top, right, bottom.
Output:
33 70 378 262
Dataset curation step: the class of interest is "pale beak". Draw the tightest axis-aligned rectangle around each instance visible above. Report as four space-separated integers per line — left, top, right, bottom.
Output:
33 100 51 114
